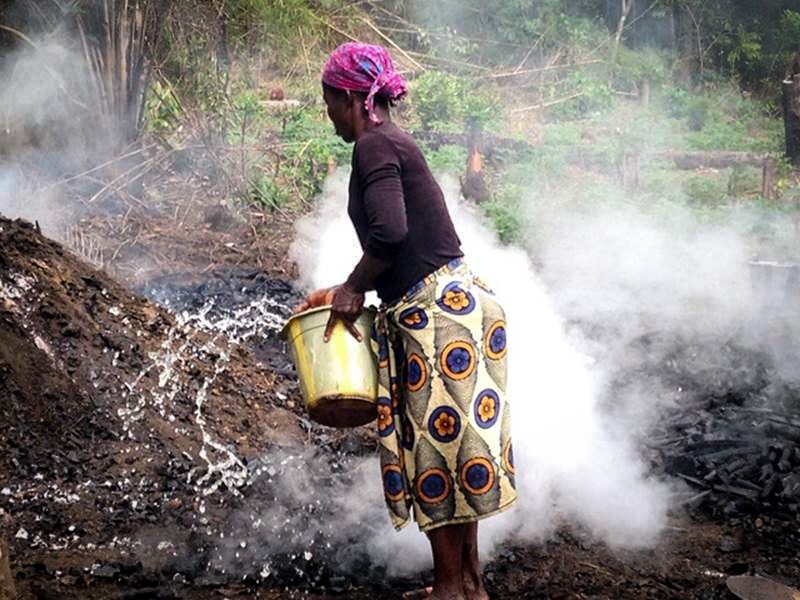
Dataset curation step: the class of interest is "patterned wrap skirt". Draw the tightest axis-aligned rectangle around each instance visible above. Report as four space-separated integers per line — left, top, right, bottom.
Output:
371 258 517 532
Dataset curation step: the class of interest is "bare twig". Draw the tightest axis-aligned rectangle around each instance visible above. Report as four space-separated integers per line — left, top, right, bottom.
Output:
360 17 425 71
486 59 604 80
510 92 586 114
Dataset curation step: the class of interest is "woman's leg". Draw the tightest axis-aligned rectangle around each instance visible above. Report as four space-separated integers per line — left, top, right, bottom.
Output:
462 521 489 600
427 523 468 599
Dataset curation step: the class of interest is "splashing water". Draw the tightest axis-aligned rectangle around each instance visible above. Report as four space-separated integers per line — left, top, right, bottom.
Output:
119 294 291 500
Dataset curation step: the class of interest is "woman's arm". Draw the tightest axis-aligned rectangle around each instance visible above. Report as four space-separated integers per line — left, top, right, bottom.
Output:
324 133 405 341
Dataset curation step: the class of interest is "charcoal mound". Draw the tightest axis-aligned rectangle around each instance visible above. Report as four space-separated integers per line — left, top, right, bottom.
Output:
0 216 306 592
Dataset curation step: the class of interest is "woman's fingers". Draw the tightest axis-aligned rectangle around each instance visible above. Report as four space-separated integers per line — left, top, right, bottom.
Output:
345 320 363 342
323 312 363 342
293 300 311 314
294 287 335 314
323 312 337 343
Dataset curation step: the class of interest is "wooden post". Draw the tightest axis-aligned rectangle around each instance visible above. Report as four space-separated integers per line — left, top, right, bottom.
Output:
782 75 800 166
762 158 777 200
0 538 15 600
639 78 651 107
462 120 490 203
622 147 640 192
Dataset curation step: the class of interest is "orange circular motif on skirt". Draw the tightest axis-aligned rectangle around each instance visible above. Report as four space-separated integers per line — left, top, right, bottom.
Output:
407 353 428 392
440 340 476 381
484 320 507 360
460 457 496 496
382 464 405 502
503 440 515 475
415 468 452 505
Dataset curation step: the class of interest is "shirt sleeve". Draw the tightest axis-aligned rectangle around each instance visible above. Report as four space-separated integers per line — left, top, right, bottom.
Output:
353 133 408 262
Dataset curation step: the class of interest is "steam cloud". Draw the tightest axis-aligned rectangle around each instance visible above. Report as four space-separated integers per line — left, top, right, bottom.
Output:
0 39 105 234
287 172 685 572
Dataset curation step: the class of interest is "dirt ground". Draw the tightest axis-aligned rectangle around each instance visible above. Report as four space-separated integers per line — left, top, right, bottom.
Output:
1 214 800 600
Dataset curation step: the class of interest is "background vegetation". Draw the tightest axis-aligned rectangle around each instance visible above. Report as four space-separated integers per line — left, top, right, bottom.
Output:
1 0 799 260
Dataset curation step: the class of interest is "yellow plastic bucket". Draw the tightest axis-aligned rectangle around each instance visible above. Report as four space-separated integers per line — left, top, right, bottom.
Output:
282 306 378 428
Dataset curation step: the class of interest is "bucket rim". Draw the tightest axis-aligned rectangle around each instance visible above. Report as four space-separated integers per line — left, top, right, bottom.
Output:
280 305 376 340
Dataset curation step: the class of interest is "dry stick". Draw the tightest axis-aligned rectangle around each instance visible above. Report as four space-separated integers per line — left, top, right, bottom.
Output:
36 145 157 193
510 92 585 114
0 23 37 47
513 25 551 73
487 59 604 80
368 4 536 50
404 49 491 72
360 17 425 71
85 155 156 204
310 13 360 43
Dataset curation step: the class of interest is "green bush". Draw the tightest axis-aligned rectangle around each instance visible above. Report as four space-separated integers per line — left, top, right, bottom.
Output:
145 80 183 134
684 174 728 206
549 70 616 118
247 174 289 211
278 105 350 199
482 184 526 243
423 144 468 175
615 46 670 89
411 71 498 132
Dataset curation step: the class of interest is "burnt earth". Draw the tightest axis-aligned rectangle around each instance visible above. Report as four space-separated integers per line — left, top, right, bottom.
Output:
2 216 800 599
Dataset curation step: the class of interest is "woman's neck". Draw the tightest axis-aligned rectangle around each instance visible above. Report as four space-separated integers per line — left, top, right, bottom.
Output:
353 106 391 141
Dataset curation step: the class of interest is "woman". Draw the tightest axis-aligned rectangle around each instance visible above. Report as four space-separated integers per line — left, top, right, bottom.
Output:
297 43 517 600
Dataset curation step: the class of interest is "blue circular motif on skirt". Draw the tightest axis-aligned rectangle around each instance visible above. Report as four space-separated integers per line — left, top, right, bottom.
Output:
436 281 476 315
461 457 496 495
383 466 404 501
416 468 451 504
490 326 506 354
446 346 472 375
467 463 490 489
398 306 429 330
427 406 461 443
407 353 428 392
473 389 500 429
408 357 422 384
484 320 507 360
440 341 476 381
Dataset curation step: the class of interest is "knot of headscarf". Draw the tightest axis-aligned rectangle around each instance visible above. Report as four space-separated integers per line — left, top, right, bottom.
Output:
322 42 408 124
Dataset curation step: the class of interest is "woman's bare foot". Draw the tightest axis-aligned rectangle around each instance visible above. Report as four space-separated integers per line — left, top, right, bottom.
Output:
462 522 489 600
402 587 433 600
462 573 489 600
427 588 465 600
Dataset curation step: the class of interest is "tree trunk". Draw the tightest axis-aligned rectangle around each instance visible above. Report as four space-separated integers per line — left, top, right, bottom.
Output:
783 75 800 166
76 0 169 148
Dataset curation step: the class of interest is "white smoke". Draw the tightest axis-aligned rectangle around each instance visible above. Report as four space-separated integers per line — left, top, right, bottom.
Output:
288 172 674 571
0 39 102 234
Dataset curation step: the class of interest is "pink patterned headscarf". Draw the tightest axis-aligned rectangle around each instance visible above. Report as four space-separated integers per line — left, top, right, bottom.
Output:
322 42 408 124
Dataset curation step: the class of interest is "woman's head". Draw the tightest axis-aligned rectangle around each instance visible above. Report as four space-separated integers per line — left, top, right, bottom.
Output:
321 42 407 141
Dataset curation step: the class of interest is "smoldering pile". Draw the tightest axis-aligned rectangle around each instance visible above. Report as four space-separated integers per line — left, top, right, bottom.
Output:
624 327 800 550
137 267 301 376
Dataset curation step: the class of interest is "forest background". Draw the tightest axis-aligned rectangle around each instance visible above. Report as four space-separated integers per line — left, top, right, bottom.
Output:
1 0 800 273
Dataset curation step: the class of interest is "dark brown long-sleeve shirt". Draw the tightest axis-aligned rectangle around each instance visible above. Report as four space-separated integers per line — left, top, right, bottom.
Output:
348 122 463 302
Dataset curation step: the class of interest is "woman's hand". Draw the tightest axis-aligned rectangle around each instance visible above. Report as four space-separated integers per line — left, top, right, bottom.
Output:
293 287 336 314
324 283 365 342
